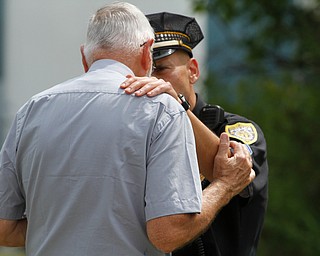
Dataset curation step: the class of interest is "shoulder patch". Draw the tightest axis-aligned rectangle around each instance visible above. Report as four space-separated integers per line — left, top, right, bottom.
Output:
225 122 258 145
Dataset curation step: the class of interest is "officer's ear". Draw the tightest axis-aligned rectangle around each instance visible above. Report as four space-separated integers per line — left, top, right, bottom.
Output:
188 58 200 84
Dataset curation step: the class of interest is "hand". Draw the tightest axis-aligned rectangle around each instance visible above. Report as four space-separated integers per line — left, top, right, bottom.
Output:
212 132 255 198
120 75 179 100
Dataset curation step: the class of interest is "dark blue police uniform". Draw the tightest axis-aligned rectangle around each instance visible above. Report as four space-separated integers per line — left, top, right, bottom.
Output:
173 94 268 256
146 12 269 256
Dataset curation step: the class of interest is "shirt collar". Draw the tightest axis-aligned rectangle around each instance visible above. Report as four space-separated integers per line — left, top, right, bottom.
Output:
88 59 134 77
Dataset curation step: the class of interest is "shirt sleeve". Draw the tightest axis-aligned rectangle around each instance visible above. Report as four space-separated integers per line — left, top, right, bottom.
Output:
0 116 26 220
145 107 202 221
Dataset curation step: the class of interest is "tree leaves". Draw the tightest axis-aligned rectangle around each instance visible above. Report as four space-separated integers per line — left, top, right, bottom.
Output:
193 0 320 255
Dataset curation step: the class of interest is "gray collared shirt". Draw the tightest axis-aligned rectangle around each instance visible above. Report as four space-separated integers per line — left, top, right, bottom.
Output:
0 59 202 255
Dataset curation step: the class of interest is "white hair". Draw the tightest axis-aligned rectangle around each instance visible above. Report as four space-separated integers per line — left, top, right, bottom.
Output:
83 2 154 63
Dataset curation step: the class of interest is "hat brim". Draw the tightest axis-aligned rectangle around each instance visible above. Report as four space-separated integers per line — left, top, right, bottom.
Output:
153 47 192 61
153 49 176 61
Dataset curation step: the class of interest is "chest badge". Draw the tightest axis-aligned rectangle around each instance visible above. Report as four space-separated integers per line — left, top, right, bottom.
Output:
225 122 258 145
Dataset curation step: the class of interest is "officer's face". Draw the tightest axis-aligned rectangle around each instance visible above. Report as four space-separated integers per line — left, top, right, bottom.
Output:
152 51 198 105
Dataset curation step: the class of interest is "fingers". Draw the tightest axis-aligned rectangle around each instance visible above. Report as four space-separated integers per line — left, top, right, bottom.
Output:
212 134 257 199
120 76 174 97
249 169 256 182
229 141 253 168
119 74 134 89
120 75 157 94
217 133 230 158
144 79 173 97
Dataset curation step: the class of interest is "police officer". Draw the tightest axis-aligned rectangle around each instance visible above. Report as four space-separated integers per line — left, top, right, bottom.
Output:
121 12 268 256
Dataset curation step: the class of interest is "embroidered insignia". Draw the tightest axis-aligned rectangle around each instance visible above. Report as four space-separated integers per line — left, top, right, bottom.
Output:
225 122 258 145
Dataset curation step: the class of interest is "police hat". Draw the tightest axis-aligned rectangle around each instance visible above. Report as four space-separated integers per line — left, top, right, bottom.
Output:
146 12 204 60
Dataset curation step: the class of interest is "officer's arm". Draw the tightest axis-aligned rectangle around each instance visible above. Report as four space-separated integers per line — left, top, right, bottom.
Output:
120 76 220 181
0 219 27 247
186 110 219 181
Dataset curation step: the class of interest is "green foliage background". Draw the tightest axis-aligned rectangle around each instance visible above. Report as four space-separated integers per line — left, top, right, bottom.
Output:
193 0 320 255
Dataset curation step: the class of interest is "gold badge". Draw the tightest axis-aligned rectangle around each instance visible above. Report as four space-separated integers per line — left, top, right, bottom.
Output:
225 122 258 145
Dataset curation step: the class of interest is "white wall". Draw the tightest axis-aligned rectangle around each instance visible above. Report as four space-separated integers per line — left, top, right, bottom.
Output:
3 0 207 132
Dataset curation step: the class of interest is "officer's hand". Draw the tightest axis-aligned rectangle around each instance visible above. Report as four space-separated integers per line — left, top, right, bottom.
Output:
212 132 255 199
120 75 178 100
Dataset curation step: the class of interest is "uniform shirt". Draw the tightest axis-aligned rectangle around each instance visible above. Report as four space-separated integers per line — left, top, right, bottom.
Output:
0 59 202 256
173 94 268 256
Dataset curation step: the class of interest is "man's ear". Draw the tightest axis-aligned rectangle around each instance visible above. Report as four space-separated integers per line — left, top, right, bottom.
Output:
140 39 154 75
80 45 89 73
188 58 200 84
